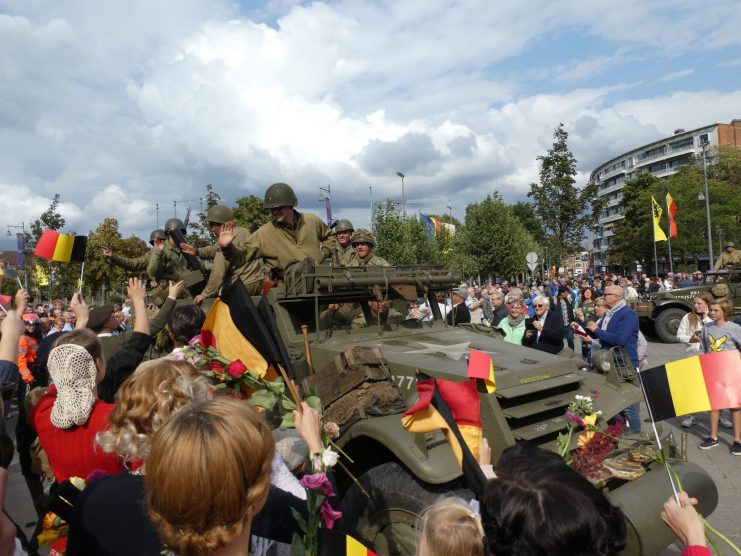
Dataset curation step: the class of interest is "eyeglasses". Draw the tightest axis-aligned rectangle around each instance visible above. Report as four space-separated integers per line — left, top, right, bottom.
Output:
533 304 547 308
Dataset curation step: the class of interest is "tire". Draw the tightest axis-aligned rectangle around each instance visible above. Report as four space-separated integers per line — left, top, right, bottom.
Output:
340 462 472 556
654 308 688 343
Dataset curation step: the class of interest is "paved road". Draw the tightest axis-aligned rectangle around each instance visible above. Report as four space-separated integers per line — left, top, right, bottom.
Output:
4 337 738 555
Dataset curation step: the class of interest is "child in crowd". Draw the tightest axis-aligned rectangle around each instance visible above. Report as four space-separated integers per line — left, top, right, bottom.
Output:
416 497 484 556
698 298 741 455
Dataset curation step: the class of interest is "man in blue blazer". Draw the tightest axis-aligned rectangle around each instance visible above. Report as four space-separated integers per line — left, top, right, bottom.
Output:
586 284 640 431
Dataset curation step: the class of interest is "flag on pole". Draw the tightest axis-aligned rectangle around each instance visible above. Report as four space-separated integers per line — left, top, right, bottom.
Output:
318 528 377 556
651 196 667 242
639 351 741 421
34 230 87 262
401 374 486 497
666 192 678 239
419 212 435 237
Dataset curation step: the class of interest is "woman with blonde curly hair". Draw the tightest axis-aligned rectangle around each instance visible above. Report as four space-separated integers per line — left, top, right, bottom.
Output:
67 360 211 555
146 397 274 556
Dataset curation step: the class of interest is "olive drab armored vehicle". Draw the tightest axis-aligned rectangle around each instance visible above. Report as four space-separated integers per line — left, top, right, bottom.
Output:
261 264 717 555
632 268 741 343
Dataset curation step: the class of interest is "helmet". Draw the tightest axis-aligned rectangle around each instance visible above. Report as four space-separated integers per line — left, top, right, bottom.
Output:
726 241 736 248
149 229 166 246
22 313 40 325
205 204 234 224
164 218 186 235
263 183 298 209
350 228 376 247
332 219 354 233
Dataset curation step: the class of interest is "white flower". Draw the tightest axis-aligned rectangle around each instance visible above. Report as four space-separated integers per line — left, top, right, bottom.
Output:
320 449 339 469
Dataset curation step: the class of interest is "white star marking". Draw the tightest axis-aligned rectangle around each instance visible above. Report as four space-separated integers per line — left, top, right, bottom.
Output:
404 342 471 361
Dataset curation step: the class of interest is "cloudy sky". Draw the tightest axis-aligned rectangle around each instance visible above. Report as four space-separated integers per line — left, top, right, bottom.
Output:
1 0 740 249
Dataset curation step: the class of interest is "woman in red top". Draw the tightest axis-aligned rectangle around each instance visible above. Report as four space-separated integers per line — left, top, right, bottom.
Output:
30 329 124 483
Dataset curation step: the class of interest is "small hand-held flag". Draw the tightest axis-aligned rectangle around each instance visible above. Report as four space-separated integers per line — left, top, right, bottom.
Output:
467 350 496 393
33 230 87 263
651 196 667 242
666 192 678 239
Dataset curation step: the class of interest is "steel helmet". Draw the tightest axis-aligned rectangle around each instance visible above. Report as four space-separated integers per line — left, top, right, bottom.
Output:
149 229 166 246
332 219 354 233
726 241 736 248
205 204 234 224
263 183 298 209
164 218 186 235
22 313 40 325
350 228 376 247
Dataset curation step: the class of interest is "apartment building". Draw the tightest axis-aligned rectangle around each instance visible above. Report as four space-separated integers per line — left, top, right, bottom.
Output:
591 119 741 268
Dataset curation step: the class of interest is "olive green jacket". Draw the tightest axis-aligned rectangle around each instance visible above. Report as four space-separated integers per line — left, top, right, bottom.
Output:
196 226 268 298
109 251 151 272
346 252 390 267
146 244 190 282
97 297 175 361
337 244 354 265
714 250 741 270
223 211 337 275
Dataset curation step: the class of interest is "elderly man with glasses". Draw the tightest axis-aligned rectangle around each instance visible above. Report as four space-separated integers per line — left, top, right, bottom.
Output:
586 284 641 432
523 295 566 354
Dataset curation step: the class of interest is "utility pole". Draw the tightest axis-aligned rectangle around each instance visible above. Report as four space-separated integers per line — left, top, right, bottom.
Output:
396 172 406 217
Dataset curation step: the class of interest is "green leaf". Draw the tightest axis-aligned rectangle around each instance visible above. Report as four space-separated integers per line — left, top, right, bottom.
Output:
290 508 308 534
282 398 297 411
280 412 296 428
306 396 323 413
247 390 277 411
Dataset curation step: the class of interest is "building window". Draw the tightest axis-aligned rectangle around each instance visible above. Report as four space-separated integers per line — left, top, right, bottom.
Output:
699 133 709 146
670 137 693 149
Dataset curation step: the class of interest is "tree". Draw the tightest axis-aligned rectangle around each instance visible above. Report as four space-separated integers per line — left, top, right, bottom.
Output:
186 184 222 247
373 202 431 265
234 194 271 232
461 194 538 278
528 124 602 265
85 218 148 297
510 201 545 245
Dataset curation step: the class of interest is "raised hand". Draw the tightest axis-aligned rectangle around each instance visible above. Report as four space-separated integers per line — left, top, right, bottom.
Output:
180 243 197 256
102 246 113 258
218 221 235 249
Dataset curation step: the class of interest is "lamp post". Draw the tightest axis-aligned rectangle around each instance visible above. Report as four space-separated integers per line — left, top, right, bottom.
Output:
699 140 713 268
318 185 332 226
716 227 723 255
446 205 452 224
396 172 406 217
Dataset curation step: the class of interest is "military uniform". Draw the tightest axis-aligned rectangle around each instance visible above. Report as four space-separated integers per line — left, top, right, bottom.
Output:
146 244 192 305
714 249 741 269
196 225 268 296
346 252 389 267
338 244 354 265
223 211 337 277
109 251 151 272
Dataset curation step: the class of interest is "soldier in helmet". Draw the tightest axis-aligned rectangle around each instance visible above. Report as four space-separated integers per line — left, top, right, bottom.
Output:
219 183 337 278
181 204 268 303
331 219 355 265
714 241 741 270
102 229 165 272
346 229 389 267
146 218 192 304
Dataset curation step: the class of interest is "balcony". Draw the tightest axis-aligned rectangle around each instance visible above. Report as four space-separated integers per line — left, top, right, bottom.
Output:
635 149 668 167
599 213 624 224
650 166 677 178
601 164 627 180
598 181 624 196
669 142 695 156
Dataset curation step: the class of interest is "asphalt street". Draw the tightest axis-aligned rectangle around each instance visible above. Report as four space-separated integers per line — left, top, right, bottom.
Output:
3 336 738 555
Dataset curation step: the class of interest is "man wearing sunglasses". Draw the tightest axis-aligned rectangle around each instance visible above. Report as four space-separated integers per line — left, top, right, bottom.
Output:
523 295 566 354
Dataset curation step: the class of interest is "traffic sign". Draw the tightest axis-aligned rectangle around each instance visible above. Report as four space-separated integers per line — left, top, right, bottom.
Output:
525 251 538 264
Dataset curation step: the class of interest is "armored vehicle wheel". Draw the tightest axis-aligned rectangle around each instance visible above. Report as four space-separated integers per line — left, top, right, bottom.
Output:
340 462 471 556
654 307 687 343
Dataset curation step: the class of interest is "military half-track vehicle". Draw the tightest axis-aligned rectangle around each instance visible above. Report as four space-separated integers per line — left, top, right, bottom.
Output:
632 268 741 343
263 264 717 555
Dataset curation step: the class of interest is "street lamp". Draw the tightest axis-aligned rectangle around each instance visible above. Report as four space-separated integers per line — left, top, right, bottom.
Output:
716 227 723 255
699 140 713 268
446 205 452 224
396 172 406 217
318 185 332 226
5 223 25 237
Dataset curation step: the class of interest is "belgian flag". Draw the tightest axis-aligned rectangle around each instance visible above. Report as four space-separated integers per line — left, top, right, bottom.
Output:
33 229 87 263
318 526 377 555
640 351 741 421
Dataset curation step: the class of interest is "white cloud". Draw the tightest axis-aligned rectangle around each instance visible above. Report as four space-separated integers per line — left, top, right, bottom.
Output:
0 0 739 247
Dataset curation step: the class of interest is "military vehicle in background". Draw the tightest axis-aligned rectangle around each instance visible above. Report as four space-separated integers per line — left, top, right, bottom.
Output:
264 264 717 555
633 268 741 343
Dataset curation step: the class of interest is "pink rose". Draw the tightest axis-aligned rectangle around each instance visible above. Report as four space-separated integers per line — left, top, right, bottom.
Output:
226 359 247 378
319 500 342 529
187 335 202 348
299 473 335 498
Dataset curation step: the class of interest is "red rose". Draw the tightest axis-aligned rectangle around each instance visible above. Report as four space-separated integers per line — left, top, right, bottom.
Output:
209 360 225 373
226 359 247 378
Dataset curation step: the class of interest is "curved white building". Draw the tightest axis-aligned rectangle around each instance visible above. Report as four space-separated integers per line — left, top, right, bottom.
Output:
591 119 741 268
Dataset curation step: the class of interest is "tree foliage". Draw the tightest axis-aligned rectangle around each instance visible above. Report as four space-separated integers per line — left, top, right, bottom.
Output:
461 194 538 278
185 184 222 247
234 194 271 232
85 218 148 297
528 124 602 265
510 201 545 245
373 202 431 265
